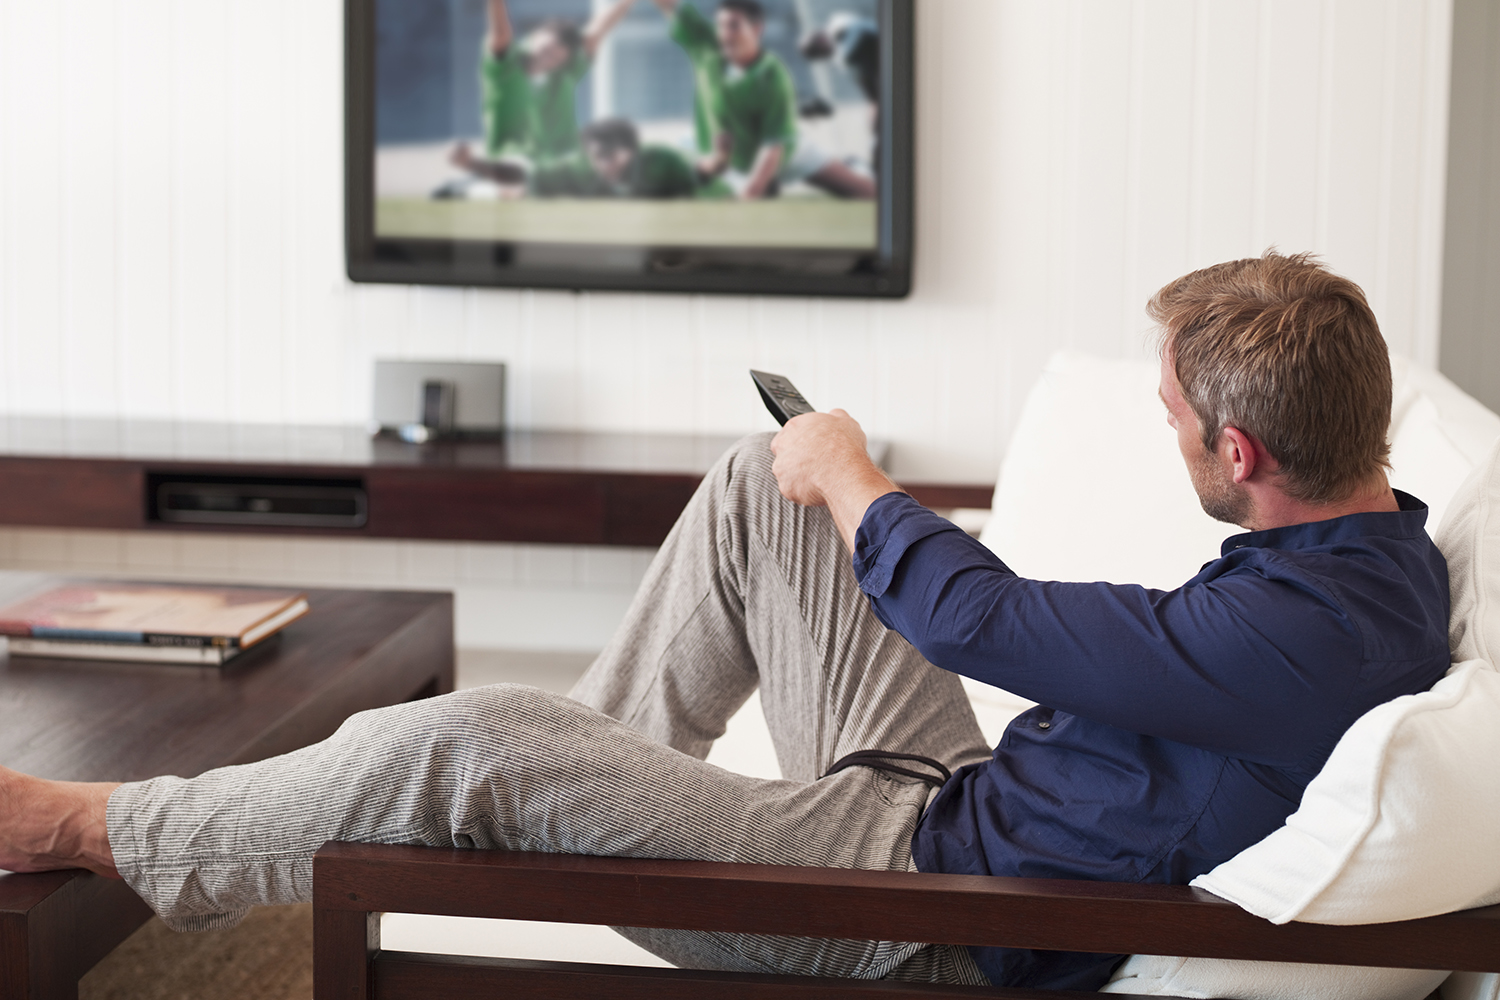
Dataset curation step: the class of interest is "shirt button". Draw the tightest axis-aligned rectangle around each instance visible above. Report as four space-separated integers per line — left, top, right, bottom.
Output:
1037 721 1051 730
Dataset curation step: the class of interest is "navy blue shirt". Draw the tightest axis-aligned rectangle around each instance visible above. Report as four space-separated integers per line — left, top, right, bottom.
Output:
851 490 1450 991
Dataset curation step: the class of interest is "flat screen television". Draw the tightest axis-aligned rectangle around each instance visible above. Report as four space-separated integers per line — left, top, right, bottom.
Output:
346 0 913 297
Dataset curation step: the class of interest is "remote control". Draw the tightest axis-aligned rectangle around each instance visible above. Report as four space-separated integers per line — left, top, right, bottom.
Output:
750 370 816 426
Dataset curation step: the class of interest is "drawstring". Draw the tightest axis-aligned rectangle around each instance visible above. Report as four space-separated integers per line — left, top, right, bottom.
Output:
823 749 952 788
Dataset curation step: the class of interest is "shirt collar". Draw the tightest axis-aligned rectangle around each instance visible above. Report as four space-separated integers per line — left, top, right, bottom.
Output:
1219 489 1431 556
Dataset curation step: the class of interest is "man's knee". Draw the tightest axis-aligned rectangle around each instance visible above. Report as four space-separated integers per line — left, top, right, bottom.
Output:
725 431 777 467
336 683 558 755
719 432 780 499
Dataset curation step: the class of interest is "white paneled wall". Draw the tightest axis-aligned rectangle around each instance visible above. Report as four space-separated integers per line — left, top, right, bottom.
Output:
0 0 1456 649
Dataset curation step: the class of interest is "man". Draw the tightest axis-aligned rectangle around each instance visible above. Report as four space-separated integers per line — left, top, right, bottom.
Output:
461 0 638 167
458 118 702 200
649 0 875 200
0 254 1449 991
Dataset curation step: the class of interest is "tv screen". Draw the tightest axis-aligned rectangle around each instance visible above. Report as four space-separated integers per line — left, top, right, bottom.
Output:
346 0 913 297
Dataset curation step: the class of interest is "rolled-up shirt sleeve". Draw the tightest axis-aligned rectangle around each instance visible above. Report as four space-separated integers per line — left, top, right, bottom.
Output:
852 491 1019 633
852 493 982 600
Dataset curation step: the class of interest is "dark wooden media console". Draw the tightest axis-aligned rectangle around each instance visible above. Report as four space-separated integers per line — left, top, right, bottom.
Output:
0 419 993 547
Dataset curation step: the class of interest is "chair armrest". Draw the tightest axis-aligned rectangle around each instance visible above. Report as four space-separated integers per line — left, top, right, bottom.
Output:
313 842 1500 972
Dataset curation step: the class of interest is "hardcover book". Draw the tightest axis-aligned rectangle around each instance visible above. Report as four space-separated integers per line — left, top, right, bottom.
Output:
0 583 309 664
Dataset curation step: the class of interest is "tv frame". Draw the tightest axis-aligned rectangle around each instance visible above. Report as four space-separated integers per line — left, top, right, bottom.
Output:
344 0 914 298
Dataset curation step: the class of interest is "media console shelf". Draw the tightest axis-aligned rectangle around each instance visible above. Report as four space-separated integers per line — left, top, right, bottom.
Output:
0 419 992 547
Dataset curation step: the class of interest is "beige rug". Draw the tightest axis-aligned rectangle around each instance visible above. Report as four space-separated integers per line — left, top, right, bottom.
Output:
80 904 313 1000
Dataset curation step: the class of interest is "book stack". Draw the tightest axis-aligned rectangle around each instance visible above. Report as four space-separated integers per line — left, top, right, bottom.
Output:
0 583 310 665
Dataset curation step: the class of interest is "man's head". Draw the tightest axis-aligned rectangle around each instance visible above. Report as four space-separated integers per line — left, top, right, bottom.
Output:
522 18 583 76
582 119 641 185
717 0 765 67
1150 251 1392 522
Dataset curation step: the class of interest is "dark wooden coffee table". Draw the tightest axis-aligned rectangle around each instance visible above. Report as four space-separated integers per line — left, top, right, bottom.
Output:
0 576 454 1000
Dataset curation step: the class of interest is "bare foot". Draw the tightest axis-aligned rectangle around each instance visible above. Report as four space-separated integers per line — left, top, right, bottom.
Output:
0 765 120 877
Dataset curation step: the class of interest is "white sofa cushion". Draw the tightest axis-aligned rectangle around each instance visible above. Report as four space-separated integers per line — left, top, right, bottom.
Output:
1441 436 1500 664
979 351 1225 590
1387 355 1500 534
1189 658 1500 922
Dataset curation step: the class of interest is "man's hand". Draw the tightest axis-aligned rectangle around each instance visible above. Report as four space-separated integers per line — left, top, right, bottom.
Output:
696 132 732 181
771 410 903 552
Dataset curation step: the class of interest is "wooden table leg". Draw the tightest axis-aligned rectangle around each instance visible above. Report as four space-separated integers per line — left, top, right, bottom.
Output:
313 909 379 1000
0 872 153 1000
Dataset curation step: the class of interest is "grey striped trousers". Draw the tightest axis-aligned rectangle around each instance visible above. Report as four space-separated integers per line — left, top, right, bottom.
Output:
107 433 994 985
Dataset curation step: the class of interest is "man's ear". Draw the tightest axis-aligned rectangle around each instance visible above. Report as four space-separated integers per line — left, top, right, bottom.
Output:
1218 426 1277 485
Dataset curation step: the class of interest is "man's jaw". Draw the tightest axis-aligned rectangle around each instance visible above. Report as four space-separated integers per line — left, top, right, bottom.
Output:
1189 449 1254 528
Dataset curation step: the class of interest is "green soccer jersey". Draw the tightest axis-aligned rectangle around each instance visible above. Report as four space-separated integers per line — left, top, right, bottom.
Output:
669 3 799 173
481 47 534 158
531 145 699 199
531 49 591 161
632 145 699 198
480 46 591 161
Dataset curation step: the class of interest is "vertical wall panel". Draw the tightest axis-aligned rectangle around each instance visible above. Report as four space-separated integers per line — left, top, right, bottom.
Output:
61 1 122 418
173 0 233 422
577 293 640 429
695 296 762 434
0 0 1457 486
638 294 694 431
5 0 65 415
226 0 291 425
1323 1 1391 334
116 0 177 417
1191 2 1260 268
1123 0 1196 350
1257 1 1328 259
1068 2 1134 358
0 0 9 416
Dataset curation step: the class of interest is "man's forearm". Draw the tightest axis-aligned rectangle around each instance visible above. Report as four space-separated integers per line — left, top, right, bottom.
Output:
487 0 513 54
823 461 903 553
743 144 784 200
584 0 637 57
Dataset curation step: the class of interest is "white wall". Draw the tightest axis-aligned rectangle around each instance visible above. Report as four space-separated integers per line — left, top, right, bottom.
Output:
0 0 1457 650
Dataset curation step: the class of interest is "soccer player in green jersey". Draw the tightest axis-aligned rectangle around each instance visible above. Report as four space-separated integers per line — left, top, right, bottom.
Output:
455 0 638 172
459 118 701 200
545 118 701 199
650 0 875 200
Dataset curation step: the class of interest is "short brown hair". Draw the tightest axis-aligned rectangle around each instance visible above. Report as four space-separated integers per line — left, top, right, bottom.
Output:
720 0 766 24
582 118 640 156
533 18 583 55
1149 251 1392 505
